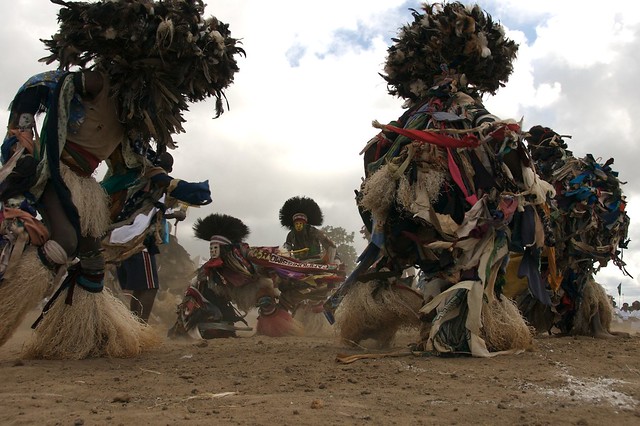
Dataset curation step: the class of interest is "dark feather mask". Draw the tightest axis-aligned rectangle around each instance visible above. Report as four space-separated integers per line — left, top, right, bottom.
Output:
41 0 246 150
193 213 250 243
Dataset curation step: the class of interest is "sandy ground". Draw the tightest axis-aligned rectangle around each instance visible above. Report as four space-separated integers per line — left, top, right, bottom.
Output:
1 308 639 426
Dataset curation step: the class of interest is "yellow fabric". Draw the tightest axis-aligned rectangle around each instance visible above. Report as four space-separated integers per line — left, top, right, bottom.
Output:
502 253 529 299
540 204 563 292
3 208 49 246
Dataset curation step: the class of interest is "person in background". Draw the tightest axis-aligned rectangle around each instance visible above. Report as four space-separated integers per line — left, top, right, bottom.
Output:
106 151 210 322
279 196 336 262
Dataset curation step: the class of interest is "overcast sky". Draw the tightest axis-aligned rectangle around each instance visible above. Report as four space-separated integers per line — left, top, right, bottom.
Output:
1 0 639 302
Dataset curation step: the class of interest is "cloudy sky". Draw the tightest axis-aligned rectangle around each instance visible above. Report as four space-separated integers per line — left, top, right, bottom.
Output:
1 0 639 302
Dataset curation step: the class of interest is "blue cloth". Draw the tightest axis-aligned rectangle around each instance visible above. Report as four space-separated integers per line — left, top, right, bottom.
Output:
1 135 18 164
117 251 160 291
3 70 86 154
170 179 212 205
518 247 551 306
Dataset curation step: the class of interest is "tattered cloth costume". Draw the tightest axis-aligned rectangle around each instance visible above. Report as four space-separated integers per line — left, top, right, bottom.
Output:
326 2 553 356
504 126 631 336
0 0 243 358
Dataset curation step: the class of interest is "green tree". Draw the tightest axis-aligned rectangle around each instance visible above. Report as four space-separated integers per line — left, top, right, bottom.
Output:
321 225 357 274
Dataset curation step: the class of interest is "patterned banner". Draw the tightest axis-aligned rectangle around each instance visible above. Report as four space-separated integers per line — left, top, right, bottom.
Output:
247 247 342 274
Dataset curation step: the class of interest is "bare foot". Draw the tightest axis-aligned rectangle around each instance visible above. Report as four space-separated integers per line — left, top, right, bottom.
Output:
592 330 617 339
610 330 631 338
590 312 619 339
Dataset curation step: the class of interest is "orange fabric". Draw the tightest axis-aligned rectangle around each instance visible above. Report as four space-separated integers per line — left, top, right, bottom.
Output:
2 208 49 246
8 129 36 155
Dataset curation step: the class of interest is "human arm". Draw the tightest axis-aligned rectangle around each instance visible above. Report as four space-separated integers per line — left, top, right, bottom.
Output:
310 227 336 250
150 173 212 206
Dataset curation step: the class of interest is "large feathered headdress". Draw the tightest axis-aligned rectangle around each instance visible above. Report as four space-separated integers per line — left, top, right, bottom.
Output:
382 1 518 101
41 0 245 150
193 213 249 244
279 196 323 229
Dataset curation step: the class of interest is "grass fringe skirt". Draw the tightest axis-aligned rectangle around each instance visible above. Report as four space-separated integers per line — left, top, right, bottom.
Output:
572 278 613 335
25 286 161 359
481 296 534 352
334 281 423 348
0 247 54 348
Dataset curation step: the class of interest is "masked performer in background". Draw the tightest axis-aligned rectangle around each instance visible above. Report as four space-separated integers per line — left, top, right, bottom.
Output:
0 0 243 358
281 196 336 262
326 2 555 356
169 213 304 339
278 196 342 333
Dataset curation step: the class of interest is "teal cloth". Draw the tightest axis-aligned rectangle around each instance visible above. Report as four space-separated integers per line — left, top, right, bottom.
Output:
100 169 140 195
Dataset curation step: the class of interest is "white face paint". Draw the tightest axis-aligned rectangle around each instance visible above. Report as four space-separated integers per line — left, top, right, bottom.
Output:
209 242 221 259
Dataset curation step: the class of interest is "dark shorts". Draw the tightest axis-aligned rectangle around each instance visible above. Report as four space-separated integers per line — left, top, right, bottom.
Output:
117 251 160 291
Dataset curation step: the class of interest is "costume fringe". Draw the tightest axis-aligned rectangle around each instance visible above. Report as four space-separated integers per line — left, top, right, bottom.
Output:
514 292 556 335
61 165 110 238
396 175 413 211
334 281 423 348
0 247 54 347
293 302 334 337
481 296 534 352
572 279 613 335
397 169 446 212
256 307 304 337
25 287 161 359
359 164 397 220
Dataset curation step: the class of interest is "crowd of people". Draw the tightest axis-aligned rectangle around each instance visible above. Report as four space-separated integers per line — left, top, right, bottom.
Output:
619 301 640 314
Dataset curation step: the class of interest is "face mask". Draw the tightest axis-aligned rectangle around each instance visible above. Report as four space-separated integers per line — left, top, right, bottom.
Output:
209 242 221 259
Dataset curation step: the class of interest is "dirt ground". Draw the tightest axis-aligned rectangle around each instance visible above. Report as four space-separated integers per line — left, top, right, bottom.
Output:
1 308 639 426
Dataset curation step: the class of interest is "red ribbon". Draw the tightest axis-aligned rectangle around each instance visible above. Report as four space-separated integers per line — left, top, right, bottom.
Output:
382 124 481 149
